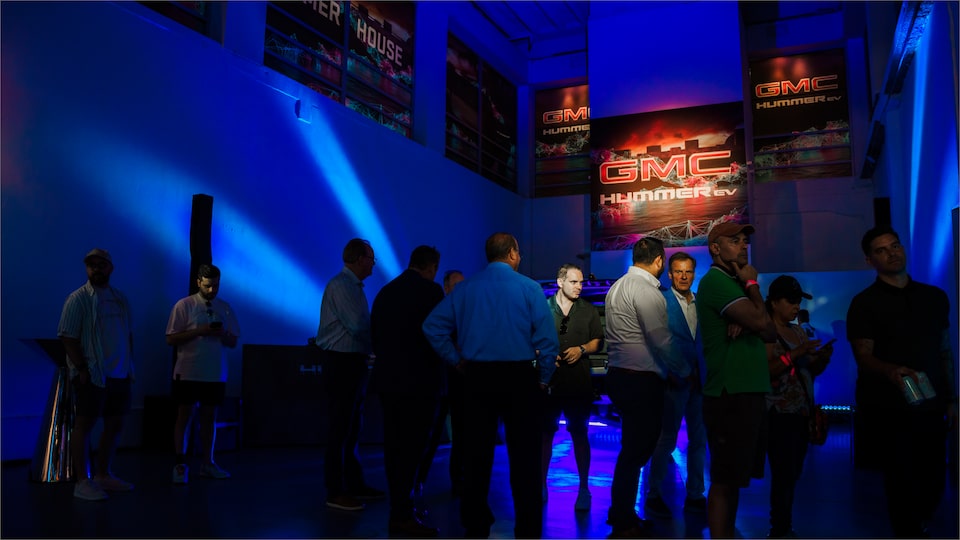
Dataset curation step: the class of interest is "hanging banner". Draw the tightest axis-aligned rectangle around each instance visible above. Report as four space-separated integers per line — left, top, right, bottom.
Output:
590 102 748 251
750 49 852 182
534 85 591 194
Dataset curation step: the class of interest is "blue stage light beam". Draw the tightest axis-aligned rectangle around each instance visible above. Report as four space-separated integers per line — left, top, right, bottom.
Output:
63 132 322 329
300 111 401 279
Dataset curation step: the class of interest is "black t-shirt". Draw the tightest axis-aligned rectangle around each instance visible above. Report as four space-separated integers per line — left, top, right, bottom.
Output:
846 276 950 411
547 295 603 397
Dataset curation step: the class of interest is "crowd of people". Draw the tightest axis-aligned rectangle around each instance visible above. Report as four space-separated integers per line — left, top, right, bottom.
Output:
57 224 956 538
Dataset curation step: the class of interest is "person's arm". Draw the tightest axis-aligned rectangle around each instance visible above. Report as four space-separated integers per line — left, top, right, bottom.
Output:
60 336 90 384
221 308 240 349
58 294 90 383
721 275 776 341
644 294 690 378
850 337 915 393
165 302 221 346
422 295 460 366
940 329 958 428
529 287 560 385
560 338 601 364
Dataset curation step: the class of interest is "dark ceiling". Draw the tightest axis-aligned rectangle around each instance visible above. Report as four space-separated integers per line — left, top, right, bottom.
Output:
469 1 590 49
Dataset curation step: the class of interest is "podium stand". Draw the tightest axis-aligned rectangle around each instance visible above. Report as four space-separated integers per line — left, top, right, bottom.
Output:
25 339 80 482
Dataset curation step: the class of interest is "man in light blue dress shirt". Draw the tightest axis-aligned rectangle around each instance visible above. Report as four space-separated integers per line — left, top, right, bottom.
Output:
316 238 383 512
423 232 559 539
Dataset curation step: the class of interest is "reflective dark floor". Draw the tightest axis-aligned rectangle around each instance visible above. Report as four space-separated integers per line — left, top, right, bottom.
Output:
2 418 958 538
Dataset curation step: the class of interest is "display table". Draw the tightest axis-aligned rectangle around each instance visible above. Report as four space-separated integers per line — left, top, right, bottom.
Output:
241 344 383 447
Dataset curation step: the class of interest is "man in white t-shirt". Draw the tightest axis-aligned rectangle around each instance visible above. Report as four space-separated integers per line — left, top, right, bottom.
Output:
165 264 240 484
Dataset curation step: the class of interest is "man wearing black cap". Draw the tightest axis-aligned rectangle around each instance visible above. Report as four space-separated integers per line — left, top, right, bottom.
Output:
847 225 957 537
696 222 776 538
58 248 136 501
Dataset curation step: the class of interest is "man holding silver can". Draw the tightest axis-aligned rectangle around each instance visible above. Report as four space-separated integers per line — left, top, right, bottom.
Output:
847 225 958 538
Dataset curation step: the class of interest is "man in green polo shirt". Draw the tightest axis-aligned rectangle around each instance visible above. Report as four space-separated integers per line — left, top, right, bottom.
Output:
696 222 776 539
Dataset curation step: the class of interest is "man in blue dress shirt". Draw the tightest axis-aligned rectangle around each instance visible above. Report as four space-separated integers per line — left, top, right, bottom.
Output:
423 232 559 539
315 238 384 512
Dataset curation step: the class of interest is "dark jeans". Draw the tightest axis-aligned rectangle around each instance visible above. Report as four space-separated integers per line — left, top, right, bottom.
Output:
418 364 465 492
320 350 369 498
460 361 542 538
859 407 948 537
380 392 439 521
605 368 665 530
767 410 809 534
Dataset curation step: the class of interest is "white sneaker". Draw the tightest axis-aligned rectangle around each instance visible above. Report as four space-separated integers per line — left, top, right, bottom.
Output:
172 464 189 484
93 474 133 492
199 462 230 479
74 479 108 501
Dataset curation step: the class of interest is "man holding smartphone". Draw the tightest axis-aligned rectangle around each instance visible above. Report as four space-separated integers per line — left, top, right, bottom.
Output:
165 263 240 484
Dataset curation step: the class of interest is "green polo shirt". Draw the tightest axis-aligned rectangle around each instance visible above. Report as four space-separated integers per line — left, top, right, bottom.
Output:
696 266 771 396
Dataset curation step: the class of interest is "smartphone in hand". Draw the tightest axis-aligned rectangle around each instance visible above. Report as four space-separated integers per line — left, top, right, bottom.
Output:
210 321 223 329
816 338 837 351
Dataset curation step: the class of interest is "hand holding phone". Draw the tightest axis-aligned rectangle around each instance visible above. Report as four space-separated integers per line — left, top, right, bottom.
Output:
816 338 837 352
210 321 223 329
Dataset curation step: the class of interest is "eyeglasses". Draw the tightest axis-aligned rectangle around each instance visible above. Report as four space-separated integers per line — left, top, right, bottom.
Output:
559 315 570 335
362 254 377 264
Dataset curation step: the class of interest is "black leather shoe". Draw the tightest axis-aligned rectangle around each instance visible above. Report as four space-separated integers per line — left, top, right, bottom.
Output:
351 485 386 500
389 517 439 538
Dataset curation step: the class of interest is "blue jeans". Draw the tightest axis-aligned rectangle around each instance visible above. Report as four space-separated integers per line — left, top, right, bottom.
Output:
606 368 665 529
647 380 706 500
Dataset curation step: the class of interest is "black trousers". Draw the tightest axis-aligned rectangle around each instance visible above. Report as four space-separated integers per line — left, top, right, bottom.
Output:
380 392 439 521
605 368 665 530
460 361 543 539
858 406 948 537
320 350 369 498
766 410 809 534
418 365 466 492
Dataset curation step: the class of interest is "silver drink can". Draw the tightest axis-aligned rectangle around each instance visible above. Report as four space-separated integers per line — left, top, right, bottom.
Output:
916 371 937 400
903 375 925 405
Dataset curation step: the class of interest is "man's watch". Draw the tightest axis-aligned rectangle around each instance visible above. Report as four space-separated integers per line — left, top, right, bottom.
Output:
579 345 586 355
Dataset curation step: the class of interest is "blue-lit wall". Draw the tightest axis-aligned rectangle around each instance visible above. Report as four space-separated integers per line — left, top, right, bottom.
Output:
0 2 528 460
871 1 959 369
2 1 955 461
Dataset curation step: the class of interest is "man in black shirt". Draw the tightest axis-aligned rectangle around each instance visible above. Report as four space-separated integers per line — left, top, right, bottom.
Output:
371 246 445 537
541 264 603 512
847 225 957 537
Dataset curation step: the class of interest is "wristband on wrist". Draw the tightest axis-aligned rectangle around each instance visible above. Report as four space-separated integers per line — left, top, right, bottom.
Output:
745 279 759 289
579 345 586 355
779 353 795 376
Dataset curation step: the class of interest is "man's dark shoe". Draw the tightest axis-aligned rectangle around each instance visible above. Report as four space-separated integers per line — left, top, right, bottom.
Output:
326 494 364 511
351 485 386 500
643 496 672 518
608 524 653 538
389 517 439 538
683 496 707 513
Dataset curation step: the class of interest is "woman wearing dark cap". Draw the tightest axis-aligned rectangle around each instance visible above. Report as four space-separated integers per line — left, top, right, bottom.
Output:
764 275 833 538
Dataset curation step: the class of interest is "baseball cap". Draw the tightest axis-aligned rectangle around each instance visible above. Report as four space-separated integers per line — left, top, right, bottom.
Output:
768 275 813 303
707 221 756 244
83 248 113 265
